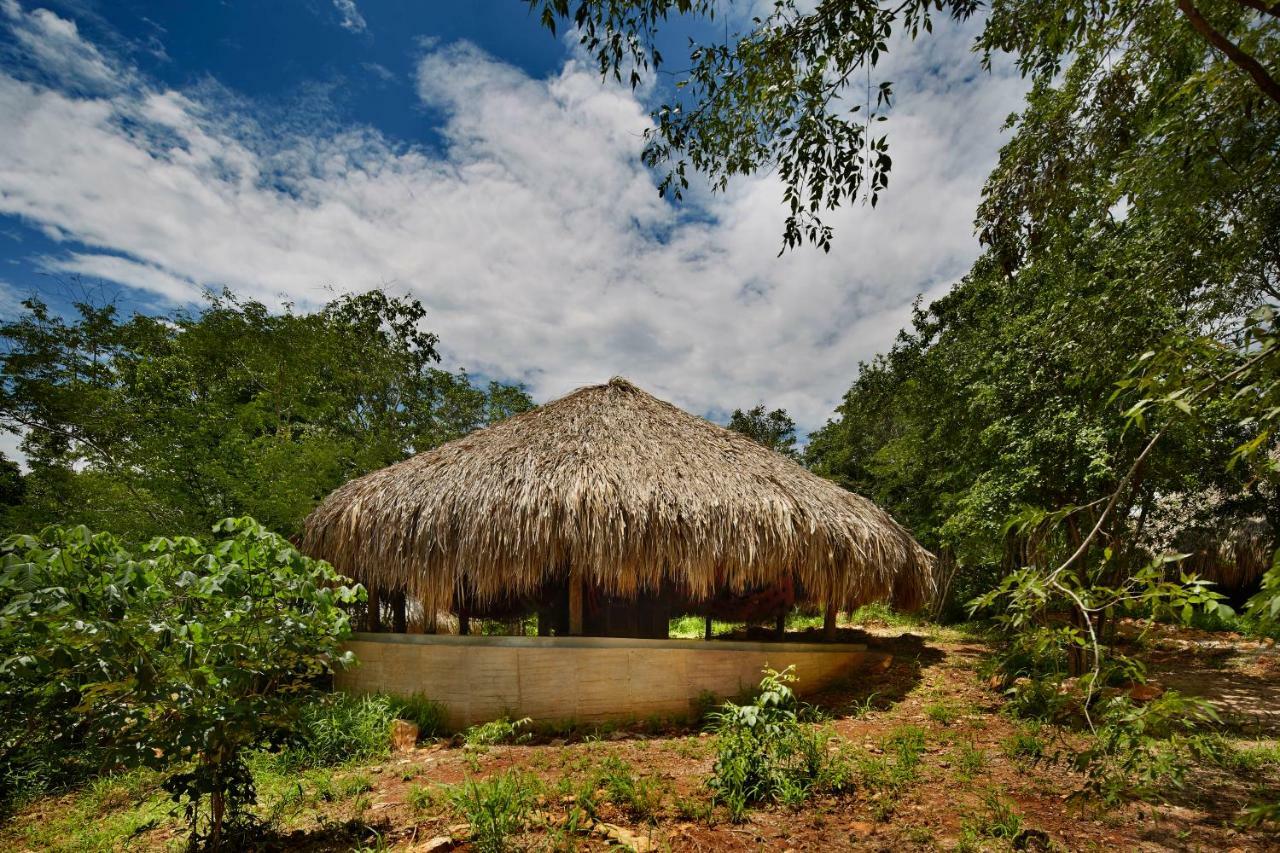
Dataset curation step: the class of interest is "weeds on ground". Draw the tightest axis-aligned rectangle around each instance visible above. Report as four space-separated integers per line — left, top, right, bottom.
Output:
1003 722 1046 768
954 737 987 781
849 602 921 628
855 724 928 820
391 693 448 739
958 788 1025 851
448 769 539 853
849 692 879 719
463 717 533 749
1075 692 1226 804
926 700 960 726
407 783 437 813
597 756 664 822
274 693 400 771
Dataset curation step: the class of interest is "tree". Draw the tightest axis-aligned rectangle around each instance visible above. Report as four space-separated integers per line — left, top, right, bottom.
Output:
728 404 801 460
0 290 534 540
531 1 1279 249
0 517 362 846
0 455 20 512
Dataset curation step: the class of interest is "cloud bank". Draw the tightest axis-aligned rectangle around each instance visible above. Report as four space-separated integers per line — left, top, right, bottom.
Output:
0 1 1027 431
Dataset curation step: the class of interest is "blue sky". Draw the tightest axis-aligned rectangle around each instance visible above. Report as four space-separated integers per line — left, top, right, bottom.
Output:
0 0 1029 464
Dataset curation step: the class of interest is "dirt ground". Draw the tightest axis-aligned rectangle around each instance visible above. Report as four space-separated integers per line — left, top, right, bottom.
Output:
6 620 1279 852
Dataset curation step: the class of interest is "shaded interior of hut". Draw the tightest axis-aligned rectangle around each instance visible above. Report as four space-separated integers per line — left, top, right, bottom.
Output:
355 573 842 641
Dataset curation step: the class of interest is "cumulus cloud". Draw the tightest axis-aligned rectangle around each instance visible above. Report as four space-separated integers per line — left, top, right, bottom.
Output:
0 2 1027 431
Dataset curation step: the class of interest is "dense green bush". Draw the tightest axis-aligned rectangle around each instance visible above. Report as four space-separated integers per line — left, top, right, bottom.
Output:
0 518 362 847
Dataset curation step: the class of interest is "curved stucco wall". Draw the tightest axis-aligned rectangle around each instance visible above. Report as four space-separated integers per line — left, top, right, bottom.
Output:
335 633 891 728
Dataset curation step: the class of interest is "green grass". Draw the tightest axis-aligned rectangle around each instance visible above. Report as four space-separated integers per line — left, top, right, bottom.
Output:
958 788 1025 850
448 770 540 853
954 737 987 781
1003 722 1046 767
273 693 399 770
668 614 738 638
848 602 922 628
0 769 172 853
925 699 961 726
597 756 664 822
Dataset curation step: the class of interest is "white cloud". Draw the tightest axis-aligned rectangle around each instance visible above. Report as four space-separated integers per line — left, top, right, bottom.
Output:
0 2 1028 432
332 0 367 34
0 0 124 91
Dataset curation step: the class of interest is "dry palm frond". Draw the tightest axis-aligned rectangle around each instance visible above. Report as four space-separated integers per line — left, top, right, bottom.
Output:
1177 515 1273 591
302 377 933 613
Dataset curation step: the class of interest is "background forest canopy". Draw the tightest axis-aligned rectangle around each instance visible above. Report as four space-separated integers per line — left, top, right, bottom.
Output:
0 288 533 542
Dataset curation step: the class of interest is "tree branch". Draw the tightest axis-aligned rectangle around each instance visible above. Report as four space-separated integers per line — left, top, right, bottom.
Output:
1178 0 1280 105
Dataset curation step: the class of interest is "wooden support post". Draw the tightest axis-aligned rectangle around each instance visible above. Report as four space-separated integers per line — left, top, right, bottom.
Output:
568 568 584 636
365 584 381 632
390 589 407 634
459 604 470 636
775 611 787 640
824 600 838 641
704 615 712 640
537 611 551 637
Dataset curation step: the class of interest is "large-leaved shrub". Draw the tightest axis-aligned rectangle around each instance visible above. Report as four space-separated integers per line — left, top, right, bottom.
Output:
0 517 361 847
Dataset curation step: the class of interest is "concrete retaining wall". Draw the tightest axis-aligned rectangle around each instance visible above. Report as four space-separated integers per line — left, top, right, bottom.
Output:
335 633 890 728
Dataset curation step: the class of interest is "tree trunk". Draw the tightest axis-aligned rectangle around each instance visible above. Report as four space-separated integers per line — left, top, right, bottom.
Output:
823 600 838 641
209 787 225 849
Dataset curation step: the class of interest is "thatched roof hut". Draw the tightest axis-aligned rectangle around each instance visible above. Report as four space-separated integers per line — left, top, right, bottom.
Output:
1175 515 1273 596
302 377 933 634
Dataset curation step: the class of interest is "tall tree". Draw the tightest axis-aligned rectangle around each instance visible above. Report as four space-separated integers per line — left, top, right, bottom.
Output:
728 404 801 460
0 290 533 539
806 0 1280 615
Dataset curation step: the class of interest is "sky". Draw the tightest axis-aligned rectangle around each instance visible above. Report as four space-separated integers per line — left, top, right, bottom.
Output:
0 0 1030 465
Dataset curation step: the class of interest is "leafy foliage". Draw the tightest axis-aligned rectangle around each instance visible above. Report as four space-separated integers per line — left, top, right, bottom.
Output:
0 517 361 846
707 667 846 820
463 716 533 749
727 403 801 459
0 289 532 541
533 2 1279 251
1073 692 1224 804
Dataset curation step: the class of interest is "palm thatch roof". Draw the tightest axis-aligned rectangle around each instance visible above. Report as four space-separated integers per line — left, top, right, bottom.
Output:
302 377 934 615
1176 515 1273 592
